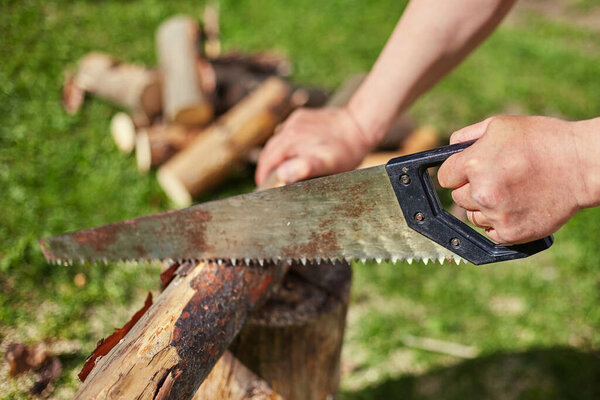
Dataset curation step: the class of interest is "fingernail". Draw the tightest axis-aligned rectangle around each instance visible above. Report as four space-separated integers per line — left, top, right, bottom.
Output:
277 159 309 184
277 163 297 184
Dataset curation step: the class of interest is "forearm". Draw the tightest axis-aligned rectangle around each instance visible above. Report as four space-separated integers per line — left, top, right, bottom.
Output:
347 0 517 148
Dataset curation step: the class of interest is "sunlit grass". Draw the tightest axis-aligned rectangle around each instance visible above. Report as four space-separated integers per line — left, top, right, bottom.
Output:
1 1 599 398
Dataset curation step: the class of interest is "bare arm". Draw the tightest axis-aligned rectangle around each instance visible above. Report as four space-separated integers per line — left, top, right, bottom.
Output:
348 0 517 146
256 0 517 185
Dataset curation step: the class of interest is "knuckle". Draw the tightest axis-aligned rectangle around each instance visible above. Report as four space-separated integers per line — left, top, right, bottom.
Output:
472 184 502 208
486 115 518 133
451 188 462 203
463 157 480 174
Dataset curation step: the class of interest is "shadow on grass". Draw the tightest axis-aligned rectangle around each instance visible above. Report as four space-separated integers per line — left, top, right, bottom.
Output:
341 346 600 399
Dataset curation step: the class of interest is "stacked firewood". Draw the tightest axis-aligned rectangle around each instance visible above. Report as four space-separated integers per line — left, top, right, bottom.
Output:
63 6 440 208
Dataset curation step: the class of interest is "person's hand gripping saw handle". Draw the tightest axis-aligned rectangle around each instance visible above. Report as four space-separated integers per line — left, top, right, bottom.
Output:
438 115 600 244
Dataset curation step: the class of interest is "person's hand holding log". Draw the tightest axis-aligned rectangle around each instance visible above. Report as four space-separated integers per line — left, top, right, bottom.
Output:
255 107 375 186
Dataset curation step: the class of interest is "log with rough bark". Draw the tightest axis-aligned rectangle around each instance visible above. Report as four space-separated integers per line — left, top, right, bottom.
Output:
215 51 292 77
63 52 162 124
157 15 213 126
74 260 288 399
157 77 296 207
211 60 327 115
228 261 351 400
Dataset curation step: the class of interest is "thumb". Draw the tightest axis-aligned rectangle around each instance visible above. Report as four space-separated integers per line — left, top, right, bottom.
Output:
275 158 312 184
450 117 493 144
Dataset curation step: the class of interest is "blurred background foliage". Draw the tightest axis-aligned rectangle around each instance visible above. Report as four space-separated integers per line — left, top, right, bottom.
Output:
1 0 600 398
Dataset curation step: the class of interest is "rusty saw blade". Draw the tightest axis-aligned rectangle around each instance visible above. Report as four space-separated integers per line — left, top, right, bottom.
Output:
39 165 457 266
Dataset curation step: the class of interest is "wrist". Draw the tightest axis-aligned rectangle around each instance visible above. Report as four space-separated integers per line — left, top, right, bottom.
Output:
572 117 600 209
345 98 395 151
342 106 378 154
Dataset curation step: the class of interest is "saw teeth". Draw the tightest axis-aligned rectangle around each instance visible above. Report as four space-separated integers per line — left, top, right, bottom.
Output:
300 258 307 266
258 259 264 267
406 258 413 265
422 258 429 265
438 257 445 265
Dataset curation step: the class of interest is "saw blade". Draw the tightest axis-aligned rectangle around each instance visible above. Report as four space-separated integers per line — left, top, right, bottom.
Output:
40 166 458 264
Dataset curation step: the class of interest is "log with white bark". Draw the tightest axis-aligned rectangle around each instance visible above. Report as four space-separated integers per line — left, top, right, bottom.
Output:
63 52 162 124
156 15 213 126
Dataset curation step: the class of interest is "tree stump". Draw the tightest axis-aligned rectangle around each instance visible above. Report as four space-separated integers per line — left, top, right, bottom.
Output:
228 261 352 400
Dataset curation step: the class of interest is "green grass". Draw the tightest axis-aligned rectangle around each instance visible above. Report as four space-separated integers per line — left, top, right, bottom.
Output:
1 0 600 398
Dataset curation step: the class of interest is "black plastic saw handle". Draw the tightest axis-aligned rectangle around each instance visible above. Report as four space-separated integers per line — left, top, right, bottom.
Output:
385 140 553 265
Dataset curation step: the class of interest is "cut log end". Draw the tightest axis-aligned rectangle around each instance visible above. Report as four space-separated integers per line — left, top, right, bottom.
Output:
174 105 214 127
157 167 192 207
110 112 136 154
140 79 163 117
136 129 152 173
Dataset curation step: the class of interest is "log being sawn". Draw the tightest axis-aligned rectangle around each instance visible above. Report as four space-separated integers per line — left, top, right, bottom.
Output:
74 74 366 399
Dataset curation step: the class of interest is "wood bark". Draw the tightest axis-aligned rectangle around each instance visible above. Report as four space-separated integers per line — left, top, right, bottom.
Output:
157 77 296 207
156 16 213 126
64 52 162 123
229 261 352 400
74 260 288 399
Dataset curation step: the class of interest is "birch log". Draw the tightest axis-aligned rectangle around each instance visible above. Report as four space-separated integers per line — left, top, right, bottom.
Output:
156 16 213 126
64 52 162 123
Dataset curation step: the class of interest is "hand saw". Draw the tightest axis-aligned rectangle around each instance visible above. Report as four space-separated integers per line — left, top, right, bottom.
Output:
39 141 553 266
